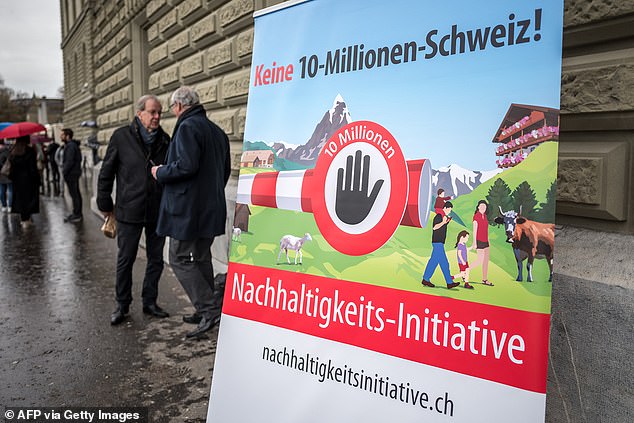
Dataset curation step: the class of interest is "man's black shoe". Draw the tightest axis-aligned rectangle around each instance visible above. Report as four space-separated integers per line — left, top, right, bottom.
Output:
143 304 169 318
64 214 82 223
111 305 129 325
185 315 220 338
68 214 83 223
182 313 202 324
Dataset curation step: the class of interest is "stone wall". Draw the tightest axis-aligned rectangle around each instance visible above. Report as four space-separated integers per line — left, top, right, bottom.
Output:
547 226 634 423
559 2 634 233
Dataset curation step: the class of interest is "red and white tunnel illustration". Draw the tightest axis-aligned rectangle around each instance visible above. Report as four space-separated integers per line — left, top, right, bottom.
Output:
236 121 432 255
236 160 433 227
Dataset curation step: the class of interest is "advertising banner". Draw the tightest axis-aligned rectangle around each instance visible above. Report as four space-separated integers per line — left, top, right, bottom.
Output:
208 0 563 421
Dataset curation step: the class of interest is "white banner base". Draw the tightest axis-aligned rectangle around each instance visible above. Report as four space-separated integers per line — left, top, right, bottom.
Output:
208 315 545 423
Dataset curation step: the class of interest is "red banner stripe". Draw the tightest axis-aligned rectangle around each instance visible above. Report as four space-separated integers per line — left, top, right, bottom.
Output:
222 262 550 393
251 172 278 208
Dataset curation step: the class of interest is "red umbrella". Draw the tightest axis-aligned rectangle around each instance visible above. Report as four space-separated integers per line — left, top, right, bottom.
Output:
0 122 46 139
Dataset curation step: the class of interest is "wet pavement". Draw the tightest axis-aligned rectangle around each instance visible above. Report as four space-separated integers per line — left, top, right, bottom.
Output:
0 176 217 422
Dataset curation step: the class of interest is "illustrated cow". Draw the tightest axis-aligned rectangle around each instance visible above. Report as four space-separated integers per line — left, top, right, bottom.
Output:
494 207 554 282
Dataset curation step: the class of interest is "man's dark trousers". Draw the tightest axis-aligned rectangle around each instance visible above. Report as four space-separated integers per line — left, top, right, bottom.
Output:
50 163 60 194
116 220 165 307
65 176 82 216
169 237 220 320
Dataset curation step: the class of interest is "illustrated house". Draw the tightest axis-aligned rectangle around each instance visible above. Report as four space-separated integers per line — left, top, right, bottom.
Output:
493 104 560 168
240 150 275 168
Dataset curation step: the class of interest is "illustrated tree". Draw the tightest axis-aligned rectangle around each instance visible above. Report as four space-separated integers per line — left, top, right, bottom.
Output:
512 181 539 220
485 178 513 224
537 181 557 223
0 74 30 122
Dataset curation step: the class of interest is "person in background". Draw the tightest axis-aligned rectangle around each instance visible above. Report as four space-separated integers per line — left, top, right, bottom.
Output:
35 142 46 194
98 94 171 326
54 140 64 196
7 136 39 228
151 86 231 339
46 139 61 195
0 140 14 212
61 128 82 222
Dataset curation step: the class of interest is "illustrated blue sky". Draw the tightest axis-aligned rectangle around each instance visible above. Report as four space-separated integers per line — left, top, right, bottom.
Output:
244 0 563 171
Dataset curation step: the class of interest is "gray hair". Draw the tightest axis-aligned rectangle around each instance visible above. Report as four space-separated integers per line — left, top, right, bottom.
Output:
171 86 200 108
135 94 161 112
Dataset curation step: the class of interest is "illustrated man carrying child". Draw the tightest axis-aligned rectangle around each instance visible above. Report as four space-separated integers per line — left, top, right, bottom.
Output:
421 201 460 289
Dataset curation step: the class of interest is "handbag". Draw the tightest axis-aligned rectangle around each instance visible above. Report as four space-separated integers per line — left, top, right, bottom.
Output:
101 215 117 238
0 156 11 178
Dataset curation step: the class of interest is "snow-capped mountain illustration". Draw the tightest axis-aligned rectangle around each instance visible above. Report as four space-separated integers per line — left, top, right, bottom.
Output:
274 94 352 167
432 164 502 198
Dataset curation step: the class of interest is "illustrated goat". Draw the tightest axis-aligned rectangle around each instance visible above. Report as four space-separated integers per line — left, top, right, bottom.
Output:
277 233 312 265
494 207 554 282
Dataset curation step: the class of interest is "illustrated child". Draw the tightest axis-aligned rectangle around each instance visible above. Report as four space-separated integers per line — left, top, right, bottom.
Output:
454 230 472 289
434 188 453 216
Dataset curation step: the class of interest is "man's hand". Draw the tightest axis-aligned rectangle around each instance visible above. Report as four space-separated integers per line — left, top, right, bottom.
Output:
151 165 161 179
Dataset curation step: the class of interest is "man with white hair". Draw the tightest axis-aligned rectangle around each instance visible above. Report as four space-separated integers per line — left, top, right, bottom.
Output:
151 86 231 339
98 94 171 325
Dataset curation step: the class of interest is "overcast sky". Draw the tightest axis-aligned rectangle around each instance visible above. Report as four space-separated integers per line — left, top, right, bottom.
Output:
0 1 63 98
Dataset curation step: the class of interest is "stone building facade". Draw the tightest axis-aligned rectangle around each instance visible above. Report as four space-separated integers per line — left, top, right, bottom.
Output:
558 1 634 234
60 0 96 143
60 1 634 421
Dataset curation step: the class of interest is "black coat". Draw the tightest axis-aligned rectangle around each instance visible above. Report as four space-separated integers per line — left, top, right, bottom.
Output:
156 105 231 240
62 139 82 179
46 142 60 168
9 146 39 215
97 120 170 224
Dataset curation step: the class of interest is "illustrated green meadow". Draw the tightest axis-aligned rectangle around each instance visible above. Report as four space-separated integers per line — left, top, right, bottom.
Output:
231 143 557 314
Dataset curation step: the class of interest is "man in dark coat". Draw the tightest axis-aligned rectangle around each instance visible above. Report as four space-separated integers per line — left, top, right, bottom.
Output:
151 86 231 339
98 94 171 325
61 128 82 222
